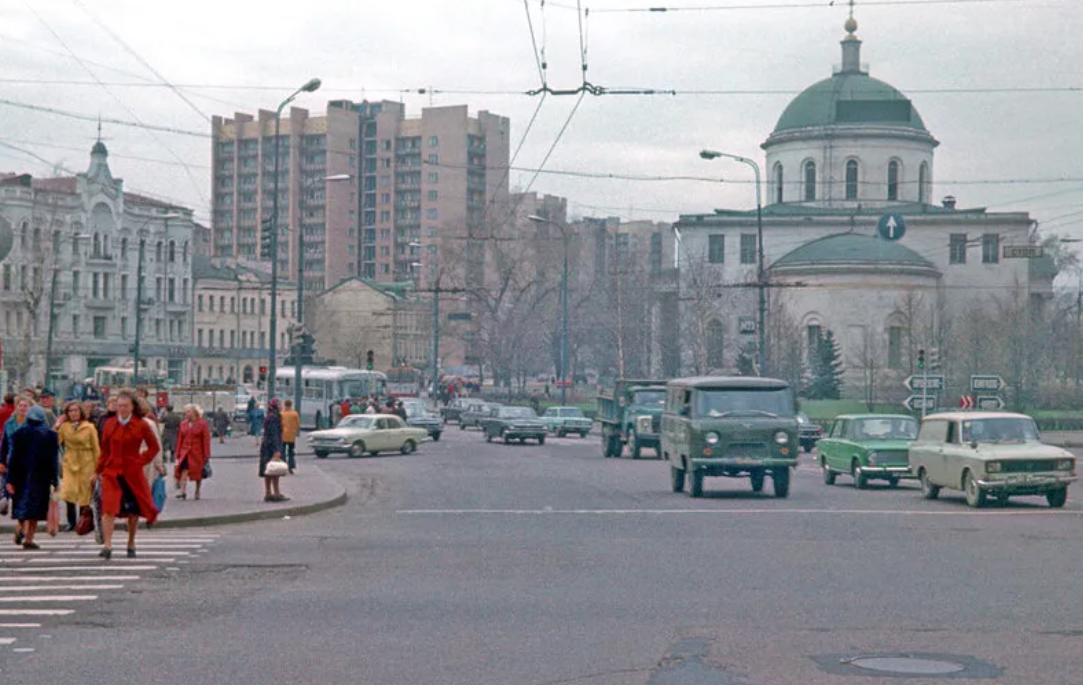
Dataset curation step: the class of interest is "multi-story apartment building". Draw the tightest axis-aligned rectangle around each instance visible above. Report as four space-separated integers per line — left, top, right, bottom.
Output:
0 141 196 387
191 255 297 387
210 100 510 296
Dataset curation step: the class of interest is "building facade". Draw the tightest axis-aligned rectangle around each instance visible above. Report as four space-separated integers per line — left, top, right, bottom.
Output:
190 255 298 387
0 142 196 387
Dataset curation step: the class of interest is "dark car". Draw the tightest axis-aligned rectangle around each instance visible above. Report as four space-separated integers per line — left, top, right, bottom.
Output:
798 412 823 453
441 398 473 425
481 406 547 445
460 402 497 430
402 400 443 442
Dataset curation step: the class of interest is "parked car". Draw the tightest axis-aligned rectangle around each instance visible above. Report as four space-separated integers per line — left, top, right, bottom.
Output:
909 411 1076 508
797 412 823 453
401 399 443 442
540 406 593 438
440 398 473 425
307 414 428 459
818 414 918 488
481 406 548 445
460 401 498 430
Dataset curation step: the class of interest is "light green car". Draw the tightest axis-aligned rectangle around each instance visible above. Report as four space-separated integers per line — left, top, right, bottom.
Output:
308 414 429 459
909 412 1076 508
819 414 918 488
540 406 593 438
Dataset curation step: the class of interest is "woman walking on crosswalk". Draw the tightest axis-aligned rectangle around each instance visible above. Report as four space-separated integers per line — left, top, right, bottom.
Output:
57 401 99 532
6 406 59 550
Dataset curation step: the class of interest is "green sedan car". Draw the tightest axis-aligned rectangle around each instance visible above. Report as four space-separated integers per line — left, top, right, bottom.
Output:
540 406 593 437
819 414 919 488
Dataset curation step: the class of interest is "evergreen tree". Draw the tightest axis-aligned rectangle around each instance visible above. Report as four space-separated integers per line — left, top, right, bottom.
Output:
805 329 844 399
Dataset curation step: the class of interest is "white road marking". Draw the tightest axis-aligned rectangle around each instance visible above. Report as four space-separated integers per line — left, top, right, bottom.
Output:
0 595 97 602
63 551 189 557
0 609 75 616
0 623 41 628
25 558 174 563
396 507 1083 517
0 638 16 645
11 566 157 572
0 576 139 582
0 585 123 592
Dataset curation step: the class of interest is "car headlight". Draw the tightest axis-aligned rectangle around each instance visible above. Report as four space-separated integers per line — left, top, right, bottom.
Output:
705 432 720 445
986 461 1001 474
774 431 789 445
868 451 878 465
1057 459 1074 471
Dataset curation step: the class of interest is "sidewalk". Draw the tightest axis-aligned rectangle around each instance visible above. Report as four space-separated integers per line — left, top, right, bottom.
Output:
0 459 347 533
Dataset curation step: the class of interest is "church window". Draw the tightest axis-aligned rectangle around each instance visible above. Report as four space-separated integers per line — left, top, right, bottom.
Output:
707 320 725 369
887 160 900 201
845 160 859 200
887 325 903 369
806 324 822 360
708 234 725 264
918 163 929 204
740 234 757 264
982 234 1000 264
773 163 783 204
949 233 968 264
803 161 816 201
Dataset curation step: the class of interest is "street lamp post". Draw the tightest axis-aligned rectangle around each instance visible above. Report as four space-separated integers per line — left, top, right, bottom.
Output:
293 172 349 416
528 214 570 406
268 77 322 404
699 149 766 376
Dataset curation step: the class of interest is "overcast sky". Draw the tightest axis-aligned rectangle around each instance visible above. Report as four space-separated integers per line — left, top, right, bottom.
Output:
2 0 1082 242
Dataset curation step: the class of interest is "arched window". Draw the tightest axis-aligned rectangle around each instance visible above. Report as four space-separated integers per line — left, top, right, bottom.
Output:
19 221 28 249
182 241 189 264
155 241 163 263
887 160 900 201
168 241 176 263
92 233 101 257
845 160 859 200
121 237 128 260
773 163 784 204
707 319 725 369
803 161 816 202
102 235 110 258
918 162 929 204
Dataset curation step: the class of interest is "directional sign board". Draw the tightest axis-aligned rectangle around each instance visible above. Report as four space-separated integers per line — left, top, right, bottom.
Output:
976 395 1005 411
970 375 1005 392
906 375 944 392
1003 245 1043 259
878 213 906 241
904 395 937 412
960 395 974 410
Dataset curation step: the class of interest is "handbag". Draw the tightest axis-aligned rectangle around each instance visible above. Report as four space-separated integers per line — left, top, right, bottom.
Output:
46 499 60 537
152 475 167 512
202 462 213 480
264 459 289 478
75 505 95 536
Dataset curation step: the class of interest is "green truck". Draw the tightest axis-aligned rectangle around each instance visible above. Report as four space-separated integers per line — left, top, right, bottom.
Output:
597 379 668 459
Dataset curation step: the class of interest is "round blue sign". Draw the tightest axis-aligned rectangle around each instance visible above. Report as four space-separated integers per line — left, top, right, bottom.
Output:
878 213 906 241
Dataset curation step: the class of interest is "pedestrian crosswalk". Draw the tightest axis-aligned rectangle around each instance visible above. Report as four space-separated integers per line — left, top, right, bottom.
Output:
0 532 219 653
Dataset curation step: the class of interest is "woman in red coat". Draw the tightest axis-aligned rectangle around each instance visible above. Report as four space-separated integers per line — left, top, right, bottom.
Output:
174 404 211 501
95 390 159 560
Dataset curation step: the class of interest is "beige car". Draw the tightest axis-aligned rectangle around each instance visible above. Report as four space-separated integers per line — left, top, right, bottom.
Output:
308 414 429 459
909 411 1076 508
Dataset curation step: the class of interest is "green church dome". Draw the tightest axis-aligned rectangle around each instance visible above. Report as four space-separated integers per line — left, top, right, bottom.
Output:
772 233 936 271
774 71 927 134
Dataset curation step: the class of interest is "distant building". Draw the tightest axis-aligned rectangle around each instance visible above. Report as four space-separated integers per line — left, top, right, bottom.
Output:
0 141 196 387
190 254 297 386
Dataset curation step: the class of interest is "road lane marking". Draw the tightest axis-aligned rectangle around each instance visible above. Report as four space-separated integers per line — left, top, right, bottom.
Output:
0 638 16 645
0 576 139 582
11 566 157 572
24 558 174 564
0 586 123 592
62 551 189 556
396 507 1083 516
0 624 41 628
0 595 97 602
0 610 75 616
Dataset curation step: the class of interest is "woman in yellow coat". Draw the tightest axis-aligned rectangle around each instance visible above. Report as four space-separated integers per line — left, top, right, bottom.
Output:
57 401 99 531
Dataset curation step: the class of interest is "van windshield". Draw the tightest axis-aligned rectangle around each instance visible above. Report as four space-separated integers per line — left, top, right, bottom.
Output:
694 387 795 418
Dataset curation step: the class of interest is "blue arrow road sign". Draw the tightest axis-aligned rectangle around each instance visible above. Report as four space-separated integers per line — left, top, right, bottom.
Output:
878 213 906 241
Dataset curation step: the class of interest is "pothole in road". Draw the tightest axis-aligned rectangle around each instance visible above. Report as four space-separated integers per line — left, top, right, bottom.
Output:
813 652 1002 679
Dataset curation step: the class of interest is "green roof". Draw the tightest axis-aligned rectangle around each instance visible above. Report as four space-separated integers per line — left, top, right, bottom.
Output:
773 71 927 134
772 233 935 270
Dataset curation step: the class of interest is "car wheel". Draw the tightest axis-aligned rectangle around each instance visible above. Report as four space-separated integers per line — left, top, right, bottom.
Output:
519 437 526 444
432 432 441 442
401 440 416 455
670 465 686 492
773 468 791 498
1046 488 1068 508
315 450 328 460
538 435 546 445
963 470 986 508
852 460 868 490
557 430 566 438
314 412 323 430
349 441 366 459
887 476 900 488
919 468 940 500
750 470 765 493
580 431 588 439
821 459 836 485
688 468 703 498
485 431 493 443
631 435 642 460
502 430 509 444
459 422 466 431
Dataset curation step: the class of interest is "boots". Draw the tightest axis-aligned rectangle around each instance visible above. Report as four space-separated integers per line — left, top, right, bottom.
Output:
65 502 77 532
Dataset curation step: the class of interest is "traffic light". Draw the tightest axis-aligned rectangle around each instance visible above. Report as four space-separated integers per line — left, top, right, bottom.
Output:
365 349 374 371
259 365 268 384
259 218 273 260
917 348 926 370
928 347 941 371
298 331 316 365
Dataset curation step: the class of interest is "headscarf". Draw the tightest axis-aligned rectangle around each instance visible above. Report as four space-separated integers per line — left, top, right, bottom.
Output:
267 398 281 416
26 406 47 424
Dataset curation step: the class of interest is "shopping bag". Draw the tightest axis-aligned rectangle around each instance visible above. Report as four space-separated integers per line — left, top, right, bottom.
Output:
202 462 213 480
152 475 167 512
75 506 95 536
46 499 60 537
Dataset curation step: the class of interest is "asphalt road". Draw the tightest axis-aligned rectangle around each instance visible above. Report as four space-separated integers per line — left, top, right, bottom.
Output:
3 427 1082 685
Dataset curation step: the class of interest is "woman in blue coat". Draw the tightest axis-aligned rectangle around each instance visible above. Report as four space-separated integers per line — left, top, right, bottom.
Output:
6 406 59 550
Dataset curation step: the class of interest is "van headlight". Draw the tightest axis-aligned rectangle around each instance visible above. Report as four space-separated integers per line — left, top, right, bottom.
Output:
986 461 1001 474
705 432 720 445
774 431 789 445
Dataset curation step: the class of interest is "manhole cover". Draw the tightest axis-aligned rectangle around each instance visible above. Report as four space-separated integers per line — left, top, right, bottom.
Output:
849 657 967 675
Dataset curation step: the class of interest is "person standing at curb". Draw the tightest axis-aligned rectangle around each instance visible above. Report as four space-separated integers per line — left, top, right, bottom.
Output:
175 405 211 501
281 400 300 475
160 406 181 465
95 390 159 560
259 399 288 503
57 402 99 532
213 406 230 444
6 406 59 550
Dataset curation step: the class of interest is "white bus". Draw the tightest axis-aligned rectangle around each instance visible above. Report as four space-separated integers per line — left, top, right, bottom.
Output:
92 365 168 391
276 366 388 429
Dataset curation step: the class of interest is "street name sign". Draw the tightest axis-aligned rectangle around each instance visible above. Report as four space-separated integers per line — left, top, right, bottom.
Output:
905 375 944 391
970 375 1005 392
877 213 906 241
904 395 937 412
976 395 1005 411
1003 245 1043 259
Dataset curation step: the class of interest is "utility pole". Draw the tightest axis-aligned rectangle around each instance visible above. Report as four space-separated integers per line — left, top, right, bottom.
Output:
133 232 147 384
431 284 440 403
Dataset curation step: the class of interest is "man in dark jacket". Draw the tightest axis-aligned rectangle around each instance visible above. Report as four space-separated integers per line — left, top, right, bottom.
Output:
7 406 59 550
161 405 182 463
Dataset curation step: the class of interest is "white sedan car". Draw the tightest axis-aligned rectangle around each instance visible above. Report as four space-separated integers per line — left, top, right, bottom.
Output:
308 414 429 459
